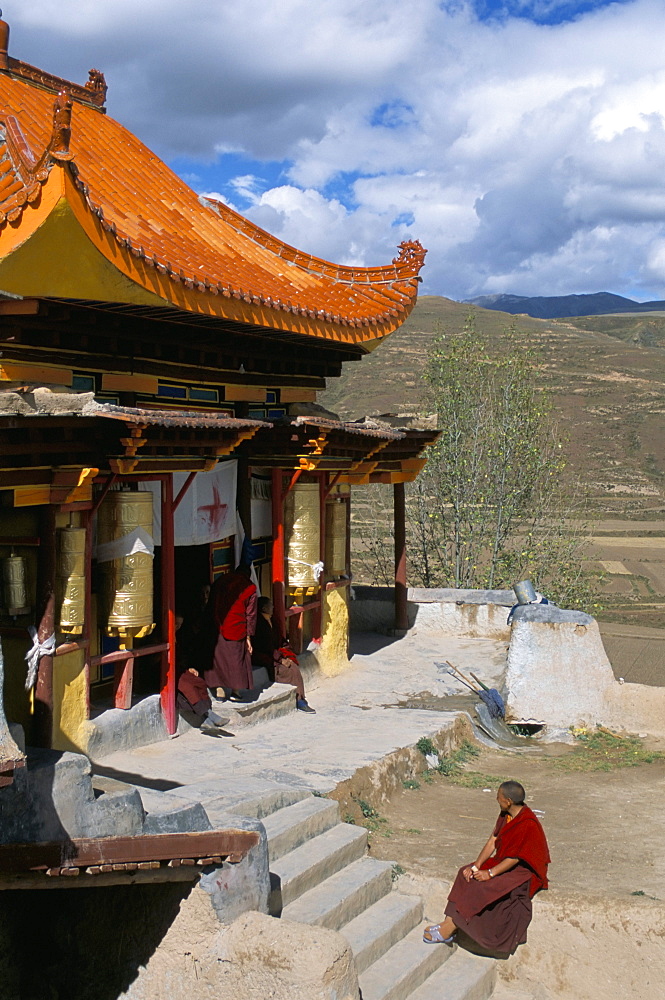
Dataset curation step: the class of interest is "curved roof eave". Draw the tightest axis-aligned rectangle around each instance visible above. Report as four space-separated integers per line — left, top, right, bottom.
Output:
0 68 428 343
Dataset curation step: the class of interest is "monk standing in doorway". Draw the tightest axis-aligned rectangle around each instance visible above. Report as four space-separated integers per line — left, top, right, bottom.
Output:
204 564 257 700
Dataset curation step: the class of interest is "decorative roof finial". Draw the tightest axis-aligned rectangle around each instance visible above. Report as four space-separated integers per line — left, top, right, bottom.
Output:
50 90 74 161
392 239 427 275
0 10 9 71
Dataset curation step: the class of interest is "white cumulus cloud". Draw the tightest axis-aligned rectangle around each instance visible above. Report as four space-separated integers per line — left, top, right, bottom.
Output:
8 0 665 299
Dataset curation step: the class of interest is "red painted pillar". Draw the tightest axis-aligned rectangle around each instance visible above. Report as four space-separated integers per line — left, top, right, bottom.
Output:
313 471 327 639
394 482 408 632
83 507 93 719
271 468 286 641
33 505 57 747
160 474 177 734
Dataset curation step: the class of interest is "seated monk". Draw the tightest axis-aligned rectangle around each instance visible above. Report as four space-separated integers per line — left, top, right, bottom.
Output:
276 646 315 714
252 596 316 713
251 596 278 683
175 613 229 733
423 780 550 953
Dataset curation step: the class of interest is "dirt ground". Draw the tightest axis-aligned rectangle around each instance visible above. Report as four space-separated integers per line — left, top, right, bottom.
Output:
367 740 665 900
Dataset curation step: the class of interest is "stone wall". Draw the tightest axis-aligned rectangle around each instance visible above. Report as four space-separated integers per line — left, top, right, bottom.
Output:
350 585 514 639
0 890 358 1000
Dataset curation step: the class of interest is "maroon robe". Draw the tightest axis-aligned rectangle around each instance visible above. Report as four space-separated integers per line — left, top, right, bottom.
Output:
274 646 305 700
445 806 550 953
177 669 210 710
203 571 257 691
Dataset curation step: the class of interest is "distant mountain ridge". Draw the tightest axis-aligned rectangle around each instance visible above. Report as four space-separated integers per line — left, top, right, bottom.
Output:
464 292 665 319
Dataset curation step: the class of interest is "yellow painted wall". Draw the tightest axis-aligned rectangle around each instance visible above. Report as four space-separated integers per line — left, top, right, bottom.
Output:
317 587 350 676
52 648 88 752
0 196 169 306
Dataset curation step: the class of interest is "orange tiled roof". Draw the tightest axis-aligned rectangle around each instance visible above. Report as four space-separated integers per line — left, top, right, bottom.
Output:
0 28 426 343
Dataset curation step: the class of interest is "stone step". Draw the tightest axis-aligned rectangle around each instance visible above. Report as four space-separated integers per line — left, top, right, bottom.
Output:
165 777 311 820
358 921 454 1000
409 949 497 1000
340 891 424 975
264 796 340 862
210 683 297 729
283 856 393 931
489 988 539 1000
269 822 367 913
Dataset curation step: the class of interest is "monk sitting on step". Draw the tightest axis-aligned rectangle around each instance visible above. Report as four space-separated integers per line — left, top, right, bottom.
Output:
175 613 229 733
252 596 316 713
423 780 550 953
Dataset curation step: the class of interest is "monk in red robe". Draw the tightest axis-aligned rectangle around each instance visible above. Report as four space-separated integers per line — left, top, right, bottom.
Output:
204 564 257 698
423 780 550 953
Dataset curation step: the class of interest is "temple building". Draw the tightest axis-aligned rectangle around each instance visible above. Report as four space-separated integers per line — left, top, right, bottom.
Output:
0 15 436 770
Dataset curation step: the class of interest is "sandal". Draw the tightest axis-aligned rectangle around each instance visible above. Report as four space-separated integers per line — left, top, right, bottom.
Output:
423 924 455 945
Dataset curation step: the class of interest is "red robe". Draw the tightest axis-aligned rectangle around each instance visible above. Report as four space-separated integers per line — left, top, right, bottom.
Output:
445 806 550 953
204 571 257 690
482 806 550 897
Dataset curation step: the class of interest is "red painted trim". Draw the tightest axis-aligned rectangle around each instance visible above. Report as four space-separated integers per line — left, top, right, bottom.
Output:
113 657 135 710
285 601 321 614
271 468 286 640
394 482 408 631
282 468 303 502
161 474 177 734
91 473 118 514
90 643 169 667
83 507 93 718
313 471 326 638
323 471 342 499
173 471 197 512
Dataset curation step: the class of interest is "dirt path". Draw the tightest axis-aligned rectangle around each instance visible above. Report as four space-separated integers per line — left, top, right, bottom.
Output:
368 741 665 900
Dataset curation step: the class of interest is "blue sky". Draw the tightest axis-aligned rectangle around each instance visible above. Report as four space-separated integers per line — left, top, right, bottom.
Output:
9 0 665 300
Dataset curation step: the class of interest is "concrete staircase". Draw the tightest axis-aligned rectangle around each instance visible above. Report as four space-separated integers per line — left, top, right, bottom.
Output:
240 790 498 1000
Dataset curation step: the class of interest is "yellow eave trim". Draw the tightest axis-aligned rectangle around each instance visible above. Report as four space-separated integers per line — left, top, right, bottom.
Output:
63 170 413 345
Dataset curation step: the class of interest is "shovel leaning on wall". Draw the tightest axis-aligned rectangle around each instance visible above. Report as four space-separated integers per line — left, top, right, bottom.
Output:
441 660 506 719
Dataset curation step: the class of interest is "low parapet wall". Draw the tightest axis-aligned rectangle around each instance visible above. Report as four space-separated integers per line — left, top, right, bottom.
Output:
350 585 515 639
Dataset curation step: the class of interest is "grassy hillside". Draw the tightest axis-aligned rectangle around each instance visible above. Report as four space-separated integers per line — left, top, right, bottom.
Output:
321 296 665 519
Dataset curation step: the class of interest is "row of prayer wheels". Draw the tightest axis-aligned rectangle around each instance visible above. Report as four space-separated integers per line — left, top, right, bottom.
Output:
54 491 155 639
13 482 345 634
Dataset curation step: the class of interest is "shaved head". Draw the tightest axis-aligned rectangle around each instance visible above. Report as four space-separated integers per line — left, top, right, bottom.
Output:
499 781 526 805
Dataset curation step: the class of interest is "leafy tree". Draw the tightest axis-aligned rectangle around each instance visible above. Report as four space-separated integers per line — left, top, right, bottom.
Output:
353 315 600 611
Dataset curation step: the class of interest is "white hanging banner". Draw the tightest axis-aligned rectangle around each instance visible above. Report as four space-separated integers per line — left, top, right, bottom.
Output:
146 462 238 547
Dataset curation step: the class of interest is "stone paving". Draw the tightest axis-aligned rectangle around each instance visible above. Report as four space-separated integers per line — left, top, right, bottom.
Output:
93 631 507 798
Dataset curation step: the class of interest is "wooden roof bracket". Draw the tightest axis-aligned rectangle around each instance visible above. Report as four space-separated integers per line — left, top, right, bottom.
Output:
323 471 342 499
282 469 304 501
92 473 118 514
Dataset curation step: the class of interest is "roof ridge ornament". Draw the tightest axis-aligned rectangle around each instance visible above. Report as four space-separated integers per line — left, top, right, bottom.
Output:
392 239 427 275
85 68 108 103
50 90 74 161
0 14 106 111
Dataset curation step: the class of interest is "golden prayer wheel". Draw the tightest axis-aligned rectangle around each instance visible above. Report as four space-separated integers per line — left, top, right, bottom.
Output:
56 527 86 635
285 482 321 588
98 491 155 640
325 499 347 577
2 554 30 616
